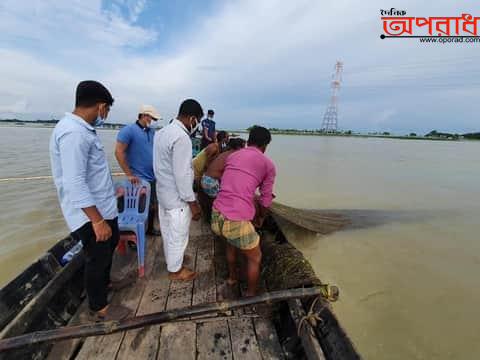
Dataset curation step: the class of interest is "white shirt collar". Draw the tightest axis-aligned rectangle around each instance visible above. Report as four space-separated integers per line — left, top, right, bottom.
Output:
174 119 190 135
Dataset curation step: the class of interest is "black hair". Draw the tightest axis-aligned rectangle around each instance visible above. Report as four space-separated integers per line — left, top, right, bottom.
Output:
227 138 246 150
178 99 204 119
75 80 114 108
208 109 214 116
216 130 229 143
247 126 271 147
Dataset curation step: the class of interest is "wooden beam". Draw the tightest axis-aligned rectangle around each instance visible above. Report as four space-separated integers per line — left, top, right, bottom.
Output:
0 287 325 352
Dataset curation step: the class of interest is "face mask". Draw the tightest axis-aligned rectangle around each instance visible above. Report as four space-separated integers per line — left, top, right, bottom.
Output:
94 115 105 127
147 120 156 129
94 106 106 127
190 118 199 135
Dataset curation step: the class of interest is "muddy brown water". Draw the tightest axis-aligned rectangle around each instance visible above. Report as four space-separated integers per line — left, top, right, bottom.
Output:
1 126 479 359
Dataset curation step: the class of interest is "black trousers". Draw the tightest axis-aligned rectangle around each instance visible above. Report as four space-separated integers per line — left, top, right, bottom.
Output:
148 180 158 233
71 218 119 312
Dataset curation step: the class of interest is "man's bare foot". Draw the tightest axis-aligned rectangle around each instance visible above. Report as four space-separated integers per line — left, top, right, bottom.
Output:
169 266 197 281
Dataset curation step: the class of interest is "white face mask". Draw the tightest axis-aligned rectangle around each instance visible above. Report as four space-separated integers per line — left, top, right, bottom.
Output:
190 118 199 135
94 114 105 127
94 105 107 127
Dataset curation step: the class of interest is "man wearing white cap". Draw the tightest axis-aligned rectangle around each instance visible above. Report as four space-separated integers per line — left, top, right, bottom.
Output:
115 105 161 235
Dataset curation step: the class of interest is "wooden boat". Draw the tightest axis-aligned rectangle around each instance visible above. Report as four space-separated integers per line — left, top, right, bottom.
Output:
0 214 361 359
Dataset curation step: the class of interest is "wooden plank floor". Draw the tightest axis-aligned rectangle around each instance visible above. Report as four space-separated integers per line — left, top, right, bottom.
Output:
50 220 284 360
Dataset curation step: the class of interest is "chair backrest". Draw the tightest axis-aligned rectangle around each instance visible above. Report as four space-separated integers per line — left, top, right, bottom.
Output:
115 179 151 219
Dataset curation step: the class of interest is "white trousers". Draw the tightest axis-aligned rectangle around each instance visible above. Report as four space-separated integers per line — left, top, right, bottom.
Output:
158 205 191 272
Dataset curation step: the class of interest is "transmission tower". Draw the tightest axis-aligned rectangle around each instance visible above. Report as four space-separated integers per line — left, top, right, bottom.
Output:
321 61 343 133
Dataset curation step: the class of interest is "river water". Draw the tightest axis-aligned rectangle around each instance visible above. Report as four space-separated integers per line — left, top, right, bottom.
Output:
0 126 479 359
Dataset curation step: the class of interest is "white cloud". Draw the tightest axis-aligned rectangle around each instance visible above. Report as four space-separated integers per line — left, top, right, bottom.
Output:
0 0 479 132
0 0 156 49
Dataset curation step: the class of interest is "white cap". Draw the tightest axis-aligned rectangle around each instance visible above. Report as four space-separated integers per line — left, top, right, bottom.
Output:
139 104 160 120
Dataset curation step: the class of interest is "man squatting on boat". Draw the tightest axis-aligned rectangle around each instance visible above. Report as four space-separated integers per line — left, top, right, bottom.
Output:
49 80 276 321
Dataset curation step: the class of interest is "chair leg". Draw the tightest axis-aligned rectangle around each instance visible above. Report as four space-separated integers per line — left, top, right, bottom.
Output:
136 223 146 277
117 236 127 256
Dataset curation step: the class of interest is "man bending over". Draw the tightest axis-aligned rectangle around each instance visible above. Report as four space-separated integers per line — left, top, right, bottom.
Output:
211 126 276 296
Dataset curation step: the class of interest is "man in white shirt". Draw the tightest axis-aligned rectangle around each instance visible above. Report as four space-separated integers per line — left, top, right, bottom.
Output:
154 99 203 281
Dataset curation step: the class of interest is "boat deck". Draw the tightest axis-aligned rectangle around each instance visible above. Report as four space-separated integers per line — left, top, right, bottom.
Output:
47 220 285 360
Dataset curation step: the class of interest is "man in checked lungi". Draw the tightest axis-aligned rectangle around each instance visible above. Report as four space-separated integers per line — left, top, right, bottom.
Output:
211 126 276 296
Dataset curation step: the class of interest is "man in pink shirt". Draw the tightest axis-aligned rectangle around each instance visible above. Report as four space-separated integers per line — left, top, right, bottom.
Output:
212 126 276 296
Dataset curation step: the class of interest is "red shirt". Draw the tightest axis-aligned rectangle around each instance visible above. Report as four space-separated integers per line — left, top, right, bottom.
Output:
213 146 276 221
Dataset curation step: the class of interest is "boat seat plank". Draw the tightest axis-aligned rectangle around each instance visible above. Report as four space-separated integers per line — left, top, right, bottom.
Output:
228 318 262 360
253 317 285 360
196 320 233 360
214 236 228 301
116 247 170 360
152 230 199 359
157 322 196 360
46 300 89 360
74 236 157 359
214 236 241 307
74 280 145 359
165 235 198 311
192 235 216 306
42 220 291 360
189 218 205 237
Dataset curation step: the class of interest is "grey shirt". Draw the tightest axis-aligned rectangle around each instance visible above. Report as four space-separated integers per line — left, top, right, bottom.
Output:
153 120 196 209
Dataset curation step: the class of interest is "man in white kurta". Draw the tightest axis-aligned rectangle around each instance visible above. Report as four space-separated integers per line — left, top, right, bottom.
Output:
153 99 203 281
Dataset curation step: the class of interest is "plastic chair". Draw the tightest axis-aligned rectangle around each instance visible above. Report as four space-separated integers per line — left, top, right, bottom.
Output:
115 179 151 277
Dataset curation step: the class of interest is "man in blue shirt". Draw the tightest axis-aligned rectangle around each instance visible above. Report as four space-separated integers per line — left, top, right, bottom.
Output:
50 81 131 321
201 109 216 149
115 105 161 235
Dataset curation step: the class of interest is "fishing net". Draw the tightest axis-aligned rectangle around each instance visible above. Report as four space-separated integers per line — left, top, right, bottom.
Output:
261 231 322 291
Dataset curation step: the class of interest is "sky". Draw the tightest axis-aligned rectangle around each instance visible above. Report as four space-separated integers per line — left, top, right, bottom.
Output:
0 0 479 134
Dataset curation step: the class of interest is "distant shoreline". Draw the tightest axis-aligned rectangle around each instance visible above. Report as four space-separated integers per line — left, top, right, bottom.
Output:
230 129 479 142
0 123 121 130
2 122 479 142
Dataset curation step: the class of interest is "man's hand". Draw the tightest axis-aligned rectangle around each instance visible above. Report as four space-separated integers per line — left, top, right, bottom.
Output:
93 220 112 242
189 201 201 221
253 202 269 228
127 175 140 185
